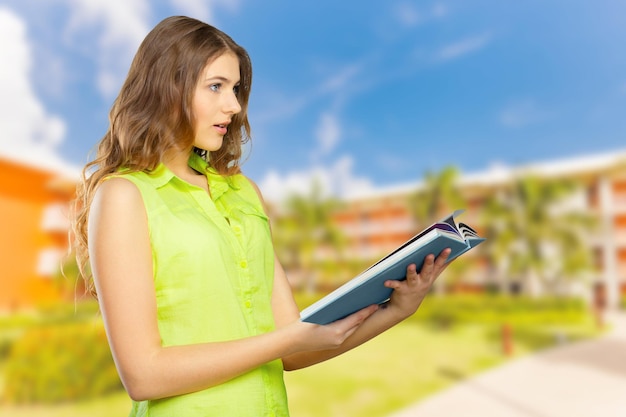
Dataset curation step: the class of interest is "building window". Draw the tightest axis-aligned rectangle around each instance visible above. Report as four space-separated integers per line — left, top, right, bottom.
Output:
41 202 70 233
37 248 65 277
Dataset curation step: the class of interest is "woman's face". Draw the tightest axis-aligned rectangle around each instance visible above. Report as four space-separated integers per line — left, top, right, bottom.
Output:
191 52 242 152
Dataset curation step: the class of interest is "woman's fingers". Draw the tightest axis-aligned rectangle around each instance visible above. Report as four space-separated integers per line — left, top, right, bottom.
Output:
311 304 379 348
337 304 379 330
410 248 452 284
380 249 454 320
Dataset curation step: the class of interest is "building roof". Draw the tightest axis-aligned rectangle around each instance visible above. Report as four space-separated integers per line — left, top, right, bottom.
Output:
345 148 626 201
0 145 81 181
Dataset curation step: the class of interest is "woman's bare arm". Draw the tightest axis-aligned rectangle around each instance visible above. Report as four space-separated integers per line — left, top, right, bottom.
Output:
89 177 377 401
272 251 450 371
250 177 451 371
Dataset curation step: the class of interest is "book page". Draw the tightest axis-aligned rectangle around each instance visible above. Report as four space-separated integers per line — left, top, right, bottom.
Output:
367 222 461 271
458 222 479 240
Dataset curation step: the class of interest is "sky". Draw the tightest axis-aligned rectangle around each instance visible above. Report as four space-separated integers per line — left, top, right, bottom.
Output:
1 0 626 201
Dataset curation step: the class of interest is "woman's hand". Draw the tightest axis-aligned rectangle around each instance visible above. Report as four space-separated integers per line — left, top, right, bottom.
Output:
383 248 452 320
284 304 380 353
280 249 452 371
285 249 451 355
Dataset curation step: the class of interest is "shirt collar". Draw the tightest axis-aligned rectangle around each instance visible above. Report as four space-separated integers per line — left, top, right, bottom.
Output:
147 163 174 189
150 152 236 200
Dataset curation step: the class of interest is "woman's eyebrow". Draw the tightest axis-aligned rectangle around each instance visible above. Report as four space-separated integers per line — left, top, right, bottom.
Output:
204 75 240 83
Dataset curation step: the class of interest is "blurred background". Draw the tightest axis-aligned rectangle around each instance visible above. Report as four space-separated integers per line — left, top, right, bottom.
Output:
1 0 625 416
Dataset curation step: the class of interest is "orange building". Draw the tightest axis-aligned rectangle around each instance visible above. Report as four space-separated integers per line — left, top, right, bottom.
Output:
4 148 626 311
329 150 626 309
0 151 79 312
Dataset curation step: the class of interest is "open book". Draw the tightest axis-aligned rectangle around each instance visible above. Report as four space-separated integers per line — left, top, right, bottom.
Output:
300 210 485 325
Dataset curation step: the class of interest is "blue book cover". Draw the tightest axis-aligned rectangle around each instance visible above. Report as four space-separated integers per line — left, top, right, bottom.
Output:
300 210 485 325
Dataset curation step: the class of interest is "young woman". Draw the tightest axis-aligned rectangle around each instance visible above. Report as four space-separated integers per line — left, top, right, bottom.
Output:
72 15 451 417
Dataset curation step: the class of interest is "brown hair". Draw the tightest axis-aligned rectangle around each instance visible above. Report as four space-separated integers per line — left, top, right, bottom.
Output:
72 16 253 295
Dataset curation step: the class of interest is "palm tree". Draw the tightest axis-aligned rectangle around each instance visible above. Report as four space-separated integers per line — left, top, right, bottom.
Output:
272 179 346 293
481 175 597 296
409 166 469 292
411 166 466 228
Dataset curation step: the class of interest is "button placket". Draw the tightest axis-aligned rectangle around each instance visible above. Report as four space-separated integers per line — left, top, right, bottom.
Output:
205 188 262 334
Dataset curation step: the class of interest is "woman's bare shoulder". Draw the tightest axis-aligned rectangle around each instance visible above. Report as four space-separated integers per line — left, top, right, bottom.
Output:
91 176 145 215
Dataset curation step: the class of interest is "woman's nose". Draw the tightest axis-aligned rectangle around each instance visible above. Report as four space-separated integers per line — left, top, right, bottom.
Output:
224 91 242 114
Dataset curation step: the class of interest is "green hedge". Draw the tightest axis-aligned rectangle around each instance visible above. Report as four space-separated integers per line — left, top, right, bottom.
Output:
3 321 122 404
0 301 102 363
413 294 587 327
294 292 588 327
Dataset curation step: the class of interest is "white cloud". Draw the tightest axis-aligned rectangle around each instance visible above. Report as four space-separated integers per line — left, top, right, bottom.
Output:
393 2 423 27
35 47 68 99
254 62 364 124
64 0 151 97
314 113 341 158
0 7 73 175
319 63 363 95
431 3 448 18
392 2 448 27
376 152 412 174
63 0 242 98
258 156 375 203
169 0 240 23
436 33 491 62
499 98 552 128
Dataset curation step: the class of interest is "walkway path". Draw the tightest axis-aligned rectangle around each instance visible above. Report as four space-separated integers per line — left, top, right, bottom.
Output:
389 311 626 417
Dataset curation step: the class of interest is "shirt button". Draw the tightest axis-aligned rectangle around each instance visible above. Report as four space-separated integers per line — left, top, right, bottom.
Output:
240 260 248 268
245 300 252 308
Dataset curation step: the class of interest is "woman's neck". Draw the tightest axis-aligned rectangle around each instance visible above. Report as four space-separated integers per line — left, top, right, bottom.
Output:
162 149 210 194
162 150 201 178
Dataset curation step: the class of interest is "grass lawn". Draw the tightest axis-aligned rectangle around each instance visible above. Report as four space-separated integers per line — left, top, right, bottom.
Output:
284 321 505 417
0 318 600 417
0 390 130 417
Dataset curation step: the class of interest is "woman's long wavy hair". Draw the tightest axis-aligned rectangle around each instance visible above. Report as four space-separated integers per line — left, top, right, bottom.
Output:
72 16 253 296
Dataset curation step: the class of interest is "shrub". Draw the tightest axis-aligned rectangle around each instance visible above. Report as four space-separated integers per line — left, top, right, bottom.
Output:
294 292 589 328
0 334 13 361
35 300 101 325
3 321 122 404
413 294 588 327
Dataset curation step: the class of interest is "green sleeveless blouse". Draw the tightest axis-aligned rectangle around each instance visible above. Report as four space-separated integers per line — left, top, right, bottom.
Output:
116 153 289 417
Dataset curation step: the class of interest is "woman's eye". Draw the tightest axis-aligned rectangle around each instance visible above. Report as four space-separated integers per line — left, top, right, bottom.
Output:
209 83 221 92
233 84 240 95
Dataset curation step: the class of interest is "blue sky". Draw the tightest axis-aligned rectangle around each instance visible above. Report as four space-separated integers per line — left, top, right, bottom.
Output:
1 0 625 201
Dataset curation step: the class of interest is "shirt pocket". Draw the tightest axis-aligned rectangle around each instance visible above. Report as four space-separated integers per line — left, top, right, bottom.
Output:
227 204 272 257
